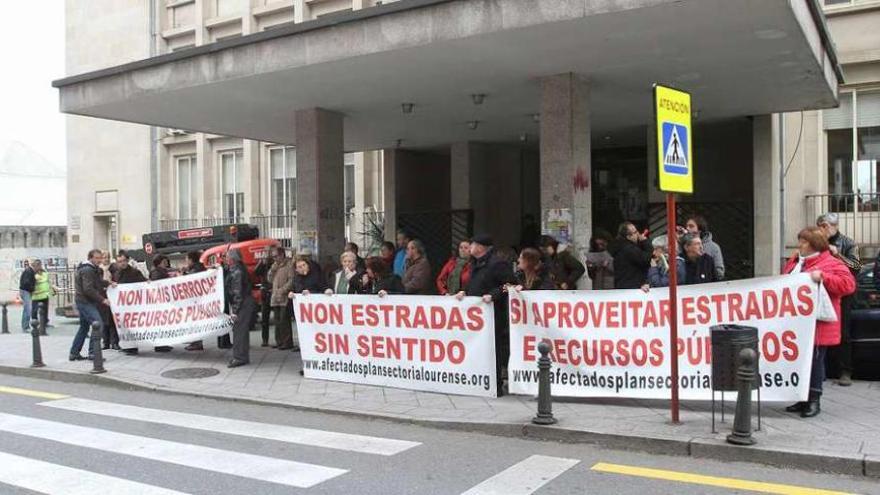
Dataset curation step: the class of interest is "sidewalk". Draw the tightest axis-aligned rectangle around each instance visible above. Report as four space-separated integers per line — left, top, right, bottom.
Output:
0 314 878 477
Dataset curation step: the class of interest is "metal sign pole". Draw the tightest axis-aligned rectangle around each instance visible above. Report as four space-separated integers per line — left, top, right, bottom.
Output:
667 193 680 424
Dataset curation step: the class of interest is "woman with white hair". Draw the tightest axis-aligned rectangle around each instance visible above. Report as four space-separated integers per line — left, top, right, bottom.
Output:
327 251 363 295
642 236 684 290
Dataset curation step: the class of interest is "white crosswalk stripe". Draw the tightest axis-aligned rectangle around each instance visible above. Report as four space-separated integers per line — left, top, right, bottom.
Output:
0 412 347 489
460 454 581 495
41 397 420 455
0 451 189 495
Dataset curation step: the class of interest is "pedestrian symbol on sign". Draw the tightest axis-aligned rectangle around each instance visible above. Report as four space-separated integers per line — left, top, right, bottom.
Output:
662 122 689 175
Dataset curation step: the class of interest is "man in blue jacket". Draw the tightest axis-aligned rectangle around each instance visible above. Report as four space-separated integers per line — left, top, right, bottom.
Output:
392 230 411 277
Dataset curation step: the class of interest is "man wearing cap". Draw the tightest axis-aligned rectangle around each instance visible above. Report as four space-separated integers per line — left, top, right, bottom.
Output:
456 234 516 395
817 212 861 386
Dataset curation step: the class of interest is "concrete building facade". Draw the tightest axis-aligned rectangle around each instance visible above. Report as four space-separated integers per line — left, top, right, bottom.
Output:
61 0 868 280
780 0 880 264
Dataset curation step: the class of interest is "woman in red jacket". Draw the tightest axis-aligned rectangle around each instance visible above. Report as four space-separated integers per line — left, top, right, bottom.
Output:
436 240 472 295
782 226 856 418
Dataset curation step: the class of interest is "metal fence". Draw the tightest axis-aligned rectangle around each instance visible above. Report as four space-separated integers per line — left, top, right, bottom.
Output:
805 193 880 257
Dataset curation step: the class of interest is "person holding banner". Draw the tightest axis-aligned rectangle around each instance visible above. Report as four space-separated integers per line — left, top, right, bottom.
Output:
358 257 404 295
457 234 516 394
225 249 254 368
329 251 363 295
183 251 208 352
679 233 717 285
539 235 585 290
436 240 472 295
782 226 856 418
511 248 554 291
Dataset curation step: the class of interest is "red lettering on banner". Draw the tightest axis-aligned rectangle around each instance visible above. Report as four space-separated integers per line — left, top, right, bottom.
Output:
781 330 799 361
351 304 364 326
649 339 664 366
762 290 779 318
466 307 484 331
600 340 614 366
728 293 745 320
523 334 537 361
745 292 762 319
796 285 814 315
682 297 696 325
356 335 370 356
778 288 798 317
695 296 711 324
762 332 780 362
607 302 620 328
558 303 573 328
510 298 522 324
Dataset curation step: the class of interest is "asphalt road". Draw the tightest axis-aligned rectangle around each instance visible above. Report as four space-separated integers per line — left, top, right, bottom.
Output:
0 374 875 495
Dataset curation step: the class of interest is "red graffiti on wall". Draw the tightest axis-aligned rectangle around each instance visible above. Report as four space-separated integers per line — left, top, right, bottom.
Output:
573 168 590 192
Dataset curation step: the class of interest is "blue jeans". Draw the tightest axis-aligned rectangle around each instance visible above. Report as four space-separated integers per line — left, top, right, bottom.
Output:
19 290 32 331
71 302 103 357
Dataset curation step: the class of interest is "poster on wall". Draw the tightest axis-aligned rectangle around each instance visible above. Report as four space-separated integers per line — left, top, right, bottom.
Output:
541 208 572 244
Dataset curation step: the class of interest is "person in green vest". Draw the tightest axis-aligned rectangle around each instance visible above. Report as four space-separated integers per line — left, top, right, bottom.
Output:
30 259 56 335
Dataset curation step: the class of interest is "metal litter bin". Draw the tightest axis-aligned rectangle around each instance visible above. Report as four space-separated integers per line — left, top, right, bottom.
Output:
710 324 761 432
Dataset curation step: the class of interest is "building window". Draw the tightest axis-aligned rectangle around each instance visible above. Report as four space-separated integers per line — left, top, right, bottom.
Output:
171 2 195 28
269 146 296 217
344 153 355 214
824 91 880 204
215 0 242 17
176 155 197 219
220 150 245 222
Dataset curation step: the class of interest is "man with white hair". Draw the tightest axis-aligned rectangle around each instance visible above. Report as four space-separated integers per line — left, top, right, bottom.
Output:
817 212 861 386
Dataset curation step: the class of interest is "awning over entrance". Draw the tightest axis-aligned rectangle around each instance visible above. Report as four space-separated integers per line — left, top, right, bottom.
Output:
54 0 841 151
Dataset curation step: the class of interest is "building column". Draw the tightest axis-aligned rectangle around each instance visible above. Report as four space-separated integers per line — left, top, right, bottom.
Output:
753 115 781 276
382 149 398 242
539 73 591 276
243 140 260 217
295 108 345 266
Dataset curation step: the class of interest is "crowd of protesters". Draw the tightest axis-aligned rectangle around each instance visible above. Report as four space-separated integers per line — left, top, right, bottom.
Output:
32 208 874 409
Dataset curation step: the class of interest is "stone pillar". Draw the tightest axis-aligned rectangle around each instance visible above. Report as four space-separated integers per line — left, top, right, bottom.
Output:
450 142 473 211
382 149 398 242
539 73 591 280
753 115 781 276
295 108 345 266
242 140 260 217
195 134 213 219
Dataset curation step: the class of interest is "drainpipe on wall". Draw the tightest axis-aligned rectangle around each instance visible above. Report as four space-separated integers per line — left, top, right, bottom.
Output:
779 113 786 264
149 0 159 231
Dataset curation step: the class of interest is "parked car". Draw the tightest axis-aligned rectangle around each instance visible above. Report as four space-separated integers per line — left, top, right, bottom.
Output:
851 262 880 379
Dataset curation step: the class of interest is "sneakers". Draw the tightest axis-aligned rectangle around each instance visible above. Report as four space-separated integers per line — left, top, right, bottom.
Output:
837 371 853 387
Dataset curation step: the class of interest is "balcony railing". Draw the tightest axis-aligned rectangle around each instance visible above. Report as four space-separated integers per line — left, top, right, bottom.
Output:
805 193 880 255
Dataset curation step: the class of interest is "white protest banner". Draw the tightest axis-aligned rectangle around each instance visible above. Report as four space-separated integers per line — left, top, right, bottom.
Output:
292 294 497 397
108 269 232 347
508 274 818 402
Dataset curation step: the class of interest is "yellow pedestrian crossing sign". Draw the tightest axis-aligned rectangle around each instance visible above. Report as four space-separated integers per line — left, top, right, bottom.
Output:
654 85 693 193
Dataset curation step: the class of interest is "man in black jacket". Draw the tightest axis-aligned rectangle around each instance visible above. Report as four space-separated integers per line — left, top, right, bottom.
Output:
609 222 652 289
225 249 255 368
457 234 516 395
818 213 861 386
680 234 717 285
113 251 147 355
70 249 110 361
18 260 35 333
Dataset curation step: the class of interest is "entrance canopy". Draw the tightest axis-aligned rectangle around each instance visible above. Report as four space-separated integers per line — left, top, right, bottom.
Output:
54 0 842 150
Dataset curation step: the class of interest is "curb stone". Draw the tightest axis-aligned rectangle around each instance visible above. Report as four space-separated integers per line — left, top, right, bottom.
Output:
0 365 874 478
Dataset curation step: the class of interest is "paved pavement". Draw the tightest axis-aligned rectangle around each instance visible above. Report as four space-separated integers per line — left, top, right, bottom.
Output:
1 374 876 495
0 306 878 478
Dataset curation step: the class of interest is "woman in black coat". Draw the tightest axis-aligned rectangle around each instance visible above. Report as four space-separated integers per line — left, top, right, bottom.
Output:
358 256 404 296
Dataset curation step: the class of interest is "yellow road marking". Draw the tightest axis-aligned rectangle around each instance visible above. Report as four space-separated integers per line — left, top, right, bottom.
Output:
0 386 68 400
591 462 858 495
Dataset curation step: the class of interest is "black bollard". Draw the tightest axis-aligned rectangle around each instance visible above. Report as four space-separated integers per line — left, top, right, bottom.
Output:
532 341 556 425
37 301 47 336
1 303 8 334
726 347 757 446
89 322 106 374
30 318 45 368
